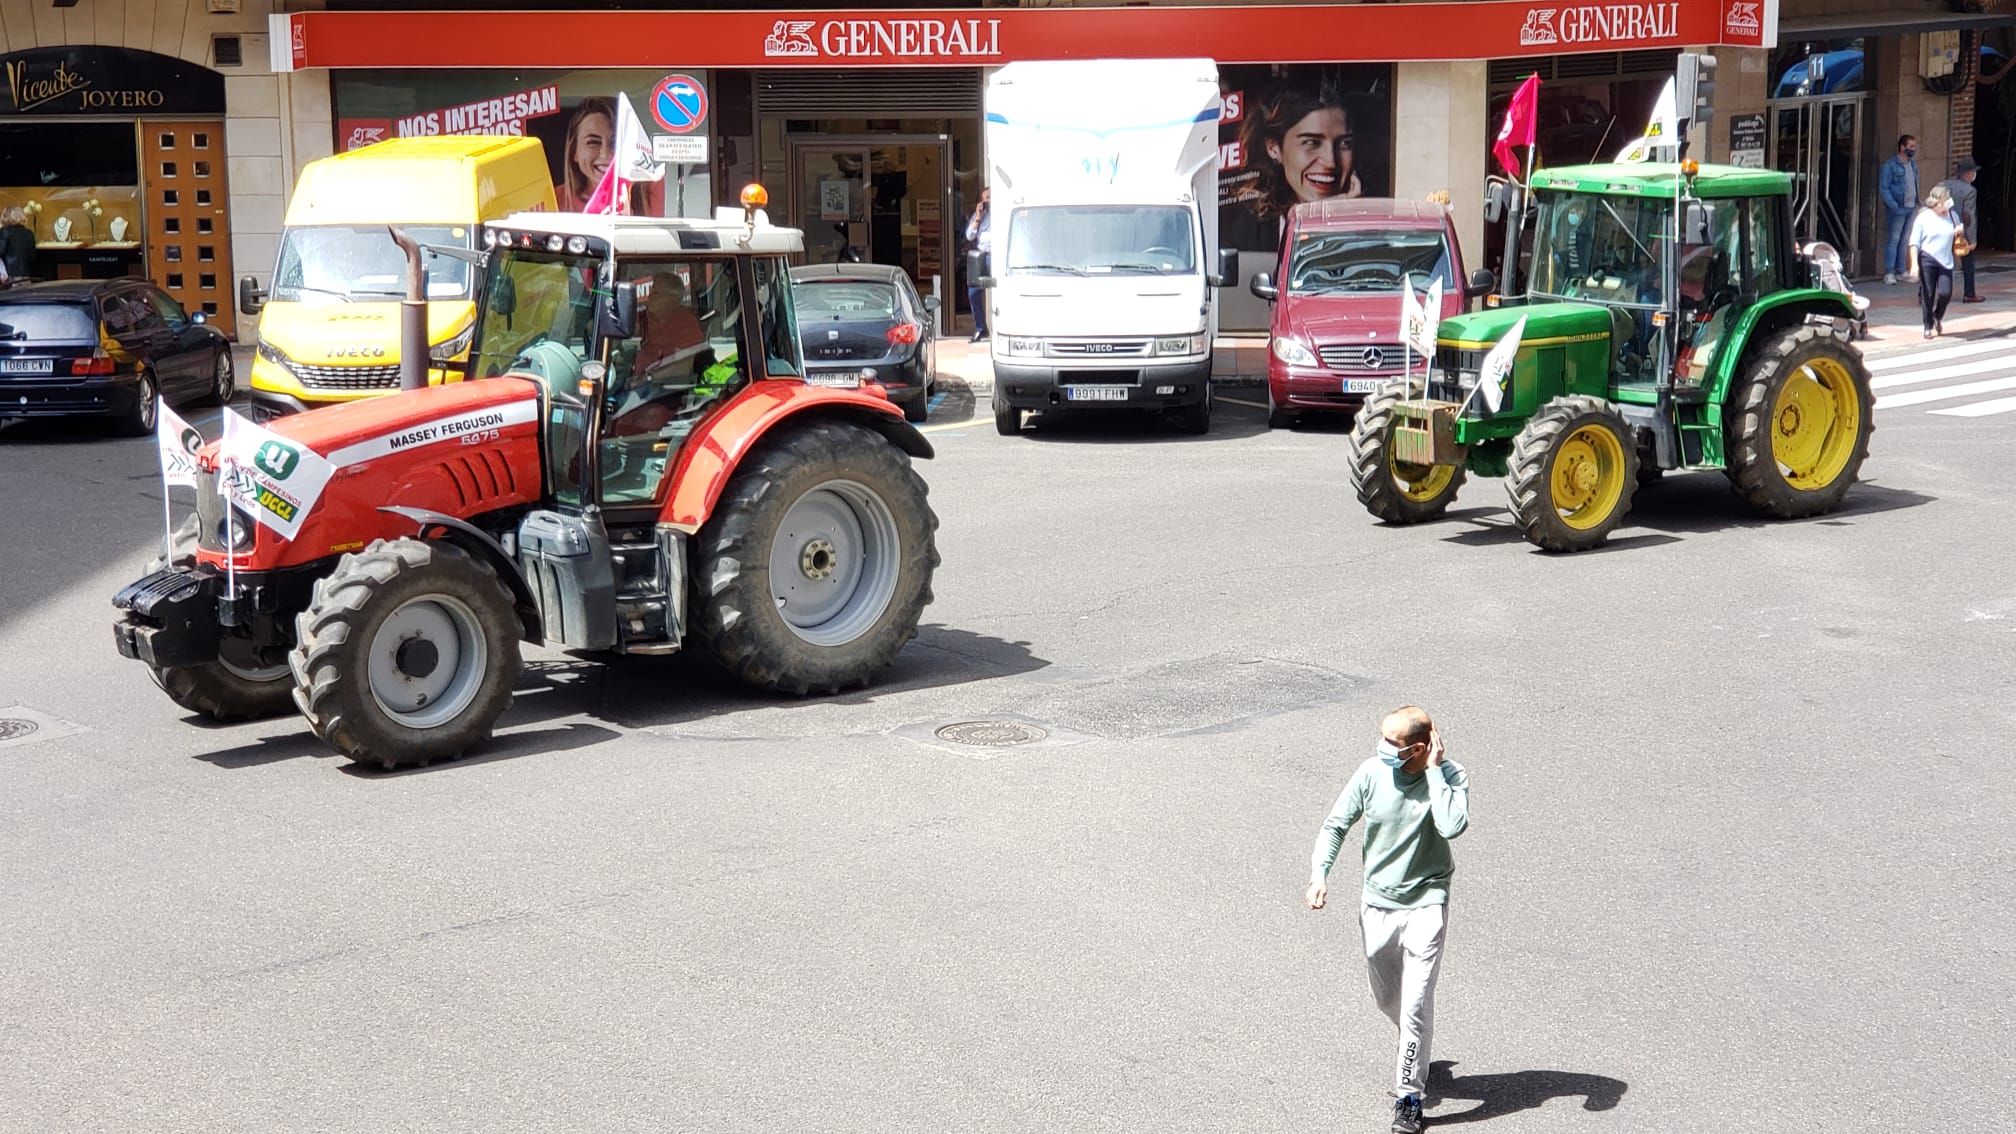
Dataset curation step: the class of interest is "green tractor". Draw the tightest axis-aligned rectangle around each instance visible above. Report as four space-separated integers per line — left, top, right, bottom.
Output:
1348 161 1874 552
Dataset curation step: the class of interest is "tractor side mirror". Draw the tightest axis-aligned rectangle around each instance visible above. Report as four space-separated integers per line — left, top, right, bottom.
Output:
1465 268 1498 298
490 272 518 319
600 281 638 341
1483 181 1513 224
237 275 266 315
1683 201 1717 246
1249 271 1279 302
966 249 993 289
1210 247 1239 288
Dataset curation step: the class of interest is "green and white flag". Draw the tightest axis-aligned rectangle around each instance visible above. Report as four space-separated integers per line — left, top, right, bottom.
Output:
155 400 203 490
217 408 334 542
1477 315 1527 414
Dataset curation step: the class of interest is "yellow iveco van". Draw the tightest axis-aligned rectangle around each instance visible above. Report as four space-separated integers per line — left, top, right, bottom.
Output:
240 135 557 418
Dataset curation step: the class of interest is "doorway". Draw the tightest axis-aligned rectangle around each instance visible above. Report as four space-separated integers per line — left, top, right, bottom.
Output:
788 137 952 326
1769 97 1867 275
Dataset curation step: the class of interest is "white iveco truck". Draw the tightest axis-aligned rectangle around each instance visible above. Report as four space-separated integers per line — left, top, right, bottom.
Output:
972 59 1237 435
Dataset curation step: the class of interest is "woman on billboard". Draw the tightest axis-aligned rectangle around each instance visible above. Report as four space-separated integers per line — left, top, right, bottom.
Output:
554 96 660 215
1225 77 1364 253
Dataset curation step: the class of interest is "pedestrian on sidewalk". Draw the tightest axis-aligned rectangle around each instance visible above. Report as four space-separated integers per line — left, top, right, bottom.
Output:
964 187 991 342
1880 135 1921 285
1307 706 1470 1134
1908 184 1963 339
1941 157 1982 303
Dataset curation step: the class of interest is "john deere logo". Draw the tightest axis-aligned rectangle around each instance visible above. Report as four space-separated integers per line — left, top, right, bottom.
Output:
254 441 300 480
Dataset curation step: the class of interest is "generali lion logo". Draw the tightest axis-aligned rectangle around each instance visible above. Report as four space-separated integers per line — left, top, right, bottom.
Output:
1725 0 1761 35
1519 9 1559 46
346 124 386 149
763 20 818 57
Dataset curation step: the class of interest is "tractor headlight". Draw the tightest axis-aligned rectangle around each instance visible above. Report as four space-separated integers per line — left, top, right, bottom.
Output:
217 508 256 551
1271 337 1318 367
566 236 588 255
429 323 476 363
1156 334 1206 356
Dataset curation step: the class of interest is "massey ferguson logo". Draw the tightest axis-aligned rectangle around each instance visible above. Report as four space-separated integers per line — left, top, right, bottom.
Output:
1725 0 1761 35
1522 2 1678 46
325 344 388 359
763 16 1003 59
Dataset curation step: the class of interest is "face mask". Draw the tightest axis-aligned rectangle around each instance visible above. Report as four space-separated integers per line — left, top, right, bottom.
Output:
1568 212 1583 227
1377 741 1409 769
1907 148 1918 158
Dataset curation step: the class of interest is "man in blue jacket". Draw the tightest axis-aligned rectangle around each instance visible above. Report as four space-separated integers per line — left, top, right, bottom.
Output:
1880 135 1920 285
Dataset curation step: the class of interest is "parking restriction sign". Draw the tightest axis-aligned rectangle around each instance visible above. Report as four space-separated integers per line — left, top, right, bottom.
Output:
650 74 707 134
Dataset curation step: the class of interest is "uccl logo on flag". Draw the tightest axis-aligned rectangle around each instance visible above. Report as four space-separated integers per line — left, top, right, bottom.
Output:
254 440 300 480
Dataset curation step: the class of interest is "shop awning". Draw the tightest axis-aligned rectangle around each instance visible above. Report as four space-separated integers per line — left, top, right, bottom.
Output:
1778 11 2013 43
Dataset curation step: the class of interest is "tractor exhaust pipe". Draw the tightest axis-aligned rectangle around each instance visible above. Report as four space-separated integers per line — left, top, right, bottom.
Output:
389 226 430 392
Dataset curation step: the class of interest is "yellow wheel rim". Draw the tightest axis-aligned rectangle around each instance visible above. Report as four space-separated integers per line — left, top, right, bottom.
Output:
1389 447 1455 502
1772 358 1862 490
1550 423 1627 530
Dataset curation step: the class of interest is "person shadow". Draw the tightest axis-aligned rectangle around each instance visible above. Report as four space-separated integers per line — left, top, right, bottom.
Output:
1423 1059 1627 1124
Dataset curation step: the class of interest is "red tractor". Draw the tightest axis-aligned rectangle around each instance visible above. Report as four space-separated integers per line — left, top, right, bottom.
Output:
114 195 940 769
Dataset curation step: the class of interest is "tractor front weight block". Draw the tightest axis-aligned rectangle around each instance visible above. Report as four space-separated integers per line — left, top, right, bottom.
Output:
1392 399 1464 467
113 567 222 669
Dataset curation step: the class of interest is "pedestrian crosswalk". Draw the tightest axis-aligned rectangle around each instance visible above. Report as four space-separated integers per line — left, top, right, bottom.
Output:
1866 336 2016 417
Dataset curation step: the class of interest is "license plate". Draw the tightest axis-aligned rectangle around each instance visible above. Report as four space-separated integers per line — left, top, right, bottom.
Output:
805 373 860 388
1065 386 1129 402
2 359 51 374
1343 378 1383 393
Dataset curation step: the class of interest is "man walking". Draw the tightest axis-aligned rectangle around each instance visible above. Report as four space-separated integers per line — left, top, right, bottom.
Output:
1942 157 1982 303
1880 135 1921 285
1307 706 1470 1134
964 186 992 342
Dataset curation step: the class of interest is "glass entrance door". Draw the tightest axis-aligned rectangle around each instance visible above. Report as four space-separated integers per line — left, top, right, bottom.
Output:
788 137 953 324
1769 97 1866 272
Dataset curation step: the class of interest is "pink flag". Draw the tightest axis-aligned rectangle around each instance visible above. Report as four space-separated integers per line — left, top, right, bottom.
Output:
1493 73 1540 178
581 92 663 216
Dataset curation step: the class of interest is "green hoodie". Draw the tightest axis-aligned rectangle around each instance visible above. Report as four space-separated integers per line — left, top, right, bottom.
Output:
1311 758 1470 910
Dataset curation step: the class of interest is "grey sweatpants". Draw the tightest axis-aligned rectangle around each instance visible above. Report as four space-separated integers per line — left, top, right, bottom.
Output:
1362 902 1448 1098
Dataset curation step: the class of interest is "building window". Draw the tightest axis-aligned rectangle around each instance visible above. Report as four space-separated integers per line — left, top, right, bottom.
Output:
196 218 213 234
194 189 210 206
167 273 184 289
162 190 179 207
164 218 180 234
158 133 176 150
165 246 182 262
197 245 215 262
160 162 177 178
193 161 211 178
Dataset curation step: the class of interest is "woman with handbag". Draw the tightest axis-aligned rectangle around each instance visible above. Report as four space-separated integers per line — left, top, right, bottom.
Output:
1907 185 1964 339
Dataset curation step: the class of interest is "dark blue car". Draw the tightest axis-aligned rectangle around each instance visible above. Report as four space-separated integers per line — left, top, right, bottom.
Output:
0 279 232 434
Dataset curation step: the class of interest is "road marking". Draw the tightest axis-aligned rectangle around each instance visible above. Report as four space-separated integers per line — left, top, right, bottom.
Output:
1930 395 2016 417
1875 375 2016 408
1220 397 1268 410
1864 337 2016 371
1869 354 2016 390
920 417 978 434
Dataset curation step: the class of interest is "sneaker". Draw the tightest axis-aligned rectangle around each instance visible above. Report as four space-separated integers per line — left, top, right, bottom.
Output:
1885 272 1898 285
1391 1095 1424 1134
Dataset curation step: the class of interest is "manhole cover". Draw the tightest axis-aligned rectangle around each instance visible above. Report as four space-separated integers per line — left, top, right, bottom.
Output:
934 720 1048 747
0 718 39 743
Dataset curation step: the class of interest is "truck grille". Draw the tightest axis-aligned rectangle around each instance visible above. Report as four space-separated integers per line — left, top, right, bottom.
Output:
1049 340 1150 357
1317 343 1406 371
294 363 403 390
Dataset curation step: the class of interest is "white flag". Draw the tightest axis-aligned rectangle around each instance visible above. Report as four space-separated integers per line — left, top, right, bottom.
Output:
156 399 202 490
1616 78 1680 164
215 408 335 542
1477 315 1527 415
1399 277 1423 356
615 92 666 185
1406 277 1444 359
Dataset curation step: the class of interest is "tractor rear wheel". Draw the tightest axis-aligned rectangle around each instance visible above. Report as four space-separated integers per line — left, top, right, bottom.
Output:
694 420 938 695
289 539 521 770
1506 395 1639 552
1348 380 1466 524
146 514 294 721
1724 324 1873 518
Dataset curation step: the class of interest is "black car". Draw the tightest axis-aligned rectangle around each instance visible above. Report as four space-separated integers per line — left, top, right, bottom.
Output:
0 280 232 435
789 263 939 422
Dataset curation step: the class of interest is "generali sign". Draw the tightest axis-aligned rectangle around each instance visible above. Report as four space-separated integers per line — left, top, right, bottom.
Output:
271 0 1774 70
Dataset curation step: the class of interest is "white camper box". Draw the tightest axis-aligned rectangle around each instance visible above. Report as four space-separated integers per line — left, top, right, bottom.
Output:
974 59 1237 435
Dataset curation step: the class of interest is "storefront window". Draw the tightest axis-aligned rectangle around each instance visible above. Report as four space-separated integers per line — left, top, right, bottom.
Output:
0 122 141 278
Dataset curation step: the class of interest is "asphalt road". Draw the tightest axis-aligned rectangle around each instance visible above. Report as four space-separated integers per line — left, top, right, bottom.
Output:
2 355 2012 1133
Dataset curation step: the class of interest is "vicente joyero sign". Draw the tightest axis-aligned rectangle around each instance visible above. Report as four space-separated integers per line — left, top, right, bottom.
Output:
0 46 224 116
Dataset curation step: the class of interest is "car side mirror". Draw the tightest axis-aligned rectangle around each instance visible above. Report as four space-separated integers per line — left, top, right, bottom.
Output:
1683 201 1716 246
1483 181 1514 224
599 281 638 341
1211 247 1239 288
966 249 993 289
923 295 941 312
1249 271 1279 302
237 275 266 315
1465 268 1498 299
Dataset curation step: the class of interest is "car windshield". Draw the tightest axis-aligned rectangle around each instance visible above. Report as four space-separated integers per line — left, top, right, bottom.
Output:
1005 205 1196 274
0 302 97 342
795 280 899 321
1286 229 1453 295
1529 190 1671 309
270 224 475 304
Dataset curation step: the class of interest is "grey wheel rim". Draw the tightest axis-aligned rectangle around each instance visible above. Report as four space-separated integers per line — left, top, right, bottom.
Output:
769 478 901 647
214 352 233 403
366 594 489 729
219 638 287 683
137 374 158 431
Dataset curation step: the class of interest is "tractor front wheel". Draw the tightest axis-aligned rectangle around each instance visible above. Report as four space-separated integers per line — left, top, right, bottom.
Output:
694 421 938 695
289 539 521 770
1506 395 1639 552
1348 380 1466 524
1725 324 1873 518
145 514 294 721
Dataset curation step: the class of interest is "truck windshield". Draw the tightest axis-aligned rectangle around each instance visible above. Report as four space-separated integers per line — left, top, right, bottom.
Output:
1005 205 1196 274
270 224 475 304
1529 191 1671 309
1287 230 1453 295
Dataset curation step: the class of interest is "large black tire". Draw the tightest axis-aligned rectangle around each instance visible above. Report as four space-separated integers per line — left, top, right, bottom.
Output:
994 404 1020 436
903 391 928 423
144 514 295 721
1348 380 1467 524
1724 323 1874 518
693 420 938 695
115 369 159 437
1506 395 1639 553
289 539 522 769
201 347 235 408
1175 382 1212 435
1266 384 1295 430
